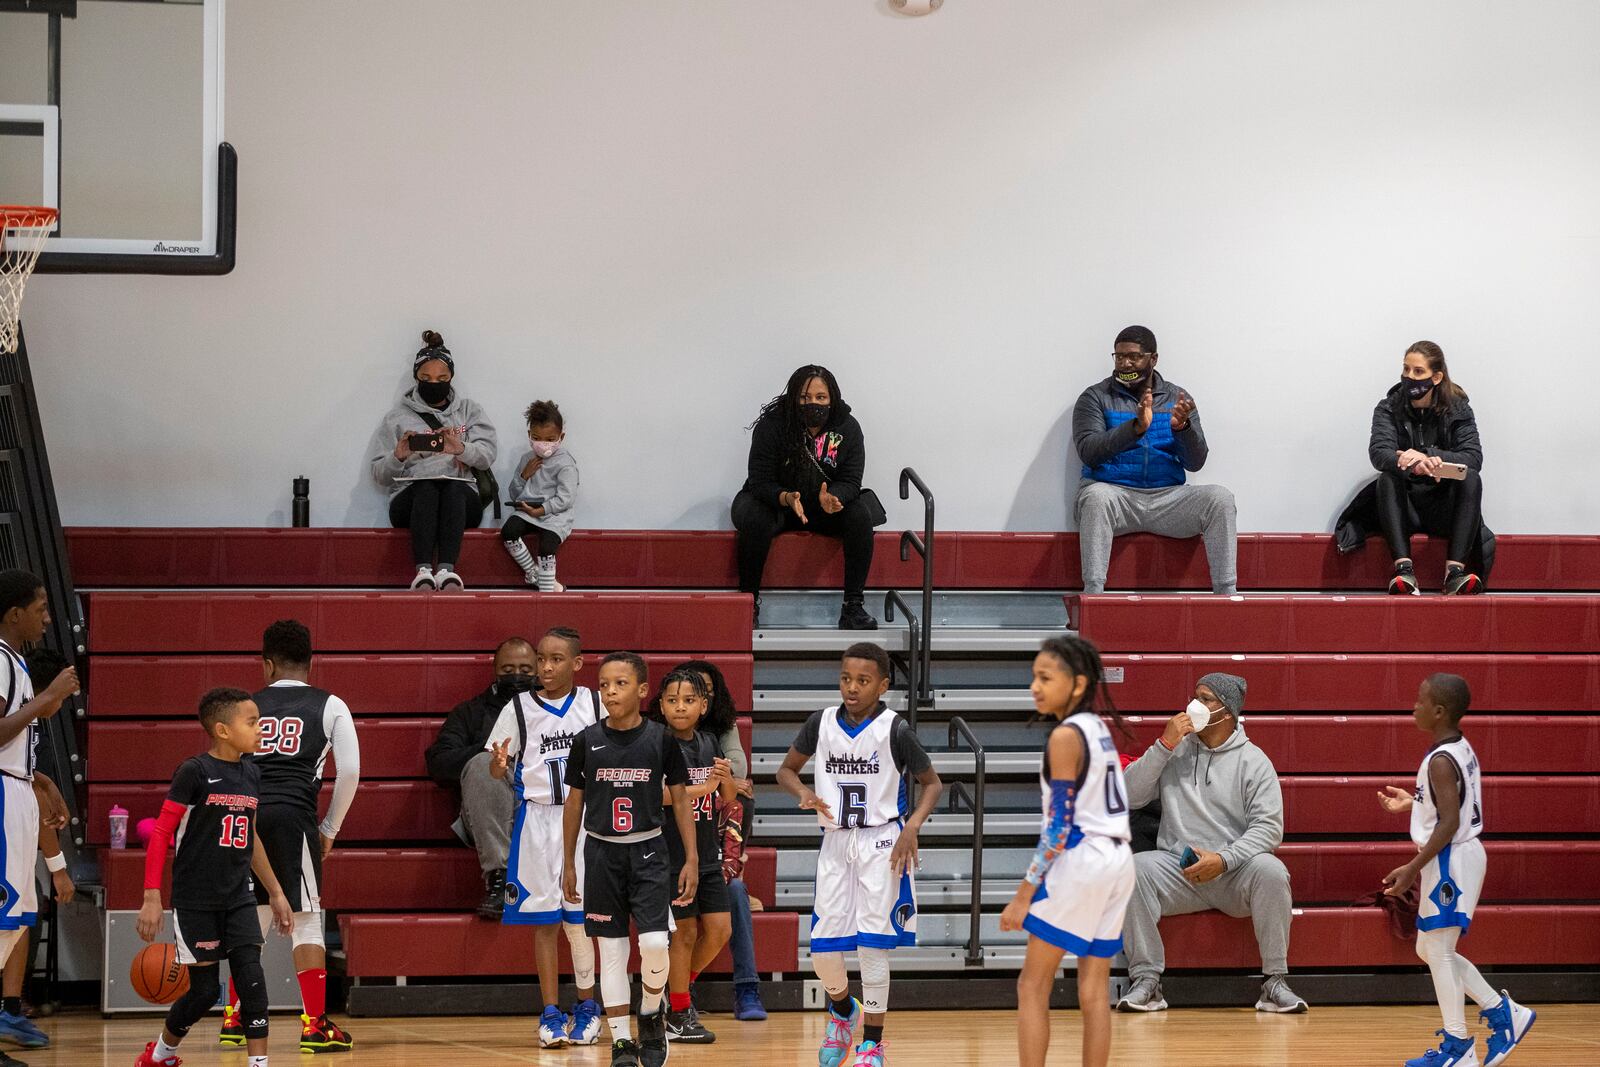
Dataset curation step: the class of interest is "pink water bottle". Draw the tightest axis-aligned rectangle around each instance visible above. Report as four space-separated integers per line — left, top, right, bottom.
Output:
108 804 129 850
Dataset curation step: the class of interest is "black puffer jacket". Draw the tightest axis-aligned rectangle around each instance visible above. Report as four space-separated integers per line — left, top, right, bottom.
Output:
740 399 865 510
1367 382 1482 472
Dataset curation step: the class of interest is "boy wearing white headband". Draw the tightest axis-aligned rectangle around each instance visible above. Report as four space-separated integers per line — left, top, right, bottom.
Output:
1117 672 1308 1015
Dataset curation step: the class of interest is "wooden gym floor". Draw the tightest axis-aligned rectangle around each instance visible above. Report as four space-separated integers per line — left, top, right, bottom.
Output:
19 1004 1596 1065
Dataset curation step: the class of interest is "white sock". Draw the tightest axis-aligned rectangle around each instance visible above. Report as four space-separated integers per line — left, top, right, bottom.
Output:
504 538 537 580
537 555 559 592
608 1016 631 1041
247 1056 268 1067
564 922 596 992
154 1036 181 1061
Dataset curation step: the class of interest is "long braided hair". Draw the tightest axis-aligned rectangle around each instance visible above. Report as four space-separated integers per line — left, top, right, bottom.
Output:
749 364 843 440
1037 634 1130 740
646 667 713 730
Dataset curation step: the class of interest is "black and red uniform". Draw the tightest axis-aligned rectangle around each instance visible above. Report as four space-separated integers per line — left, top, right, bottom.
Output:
155 753 264 964
664 730 729 920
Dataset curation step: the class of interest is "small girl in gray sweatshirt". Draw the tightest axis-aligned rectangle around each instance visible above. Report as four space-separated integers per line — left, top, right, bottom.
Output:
501 400 579 591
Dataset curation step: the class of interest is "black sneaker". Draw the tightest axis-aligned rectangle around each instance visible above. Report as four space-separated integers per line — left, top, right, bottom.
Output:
638 1010 670 1066
838 600 878 630
751 593 762 629
1387 561 1420 596
665 1007 715 1043
1444 566 1482 596
610 1038 642 1067
478 868 506 920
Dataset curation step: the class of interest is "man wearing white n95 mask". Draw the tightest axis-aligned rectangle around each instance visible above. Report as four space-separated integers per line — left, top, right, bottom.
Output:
1116 672 1306 1015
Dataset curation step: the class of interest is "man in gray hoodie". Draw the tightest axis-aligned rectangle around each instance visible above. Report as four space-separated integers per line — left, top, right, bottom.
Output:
1116 672 1308 1014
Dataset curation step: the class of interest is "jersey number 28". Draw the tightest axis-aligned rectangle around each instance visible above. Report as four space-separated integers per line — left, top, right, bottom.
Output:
258 717 303 756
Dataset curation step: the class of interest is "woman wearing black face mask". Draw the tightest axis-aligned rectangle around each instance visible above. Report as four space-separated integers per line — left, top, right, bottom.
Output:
1359 341 1487 595
731 364 879 629
370 330 498 590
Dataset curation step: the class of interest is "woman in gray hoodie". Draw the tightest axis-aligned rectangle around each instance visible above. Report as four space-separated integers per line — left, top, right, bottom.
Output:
369 330 498 589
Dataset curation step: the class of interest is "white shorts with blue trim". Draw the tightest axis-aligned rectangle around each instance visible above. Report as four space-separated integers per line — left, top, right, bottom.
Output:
0 776 38 931
1417 836 1485 935
1023 834 1134 959
810 823 916 953
503 800 584 926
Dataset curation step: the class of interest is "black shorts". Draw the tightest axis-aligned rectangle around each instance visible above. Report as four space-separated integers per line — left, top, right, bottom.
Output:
583 836 672 939
174 900 262 965
253 804 321 913
671 866 731 921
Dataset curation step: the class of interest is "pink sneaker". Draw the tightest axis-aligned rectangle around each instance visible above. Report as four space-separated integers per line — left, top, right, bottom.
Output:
855 1039 888 1066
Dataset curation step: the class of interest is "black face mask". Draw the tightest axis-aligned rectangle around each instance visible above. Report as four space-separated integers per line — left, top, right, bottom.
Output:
1402 377 1435 401
416 379 452 406
495 674 536 698
799 402 830 428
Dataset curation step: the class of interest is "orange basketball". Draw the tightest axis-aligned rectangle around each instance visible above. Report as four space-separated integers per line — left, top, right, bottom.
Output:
130 943 190 1005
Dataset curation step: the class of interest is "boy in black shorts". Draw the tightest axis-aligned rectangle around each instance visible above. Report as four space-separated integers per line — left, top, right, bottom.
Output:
563 653 697 1067
651 668 736 1044
135 688 293 1067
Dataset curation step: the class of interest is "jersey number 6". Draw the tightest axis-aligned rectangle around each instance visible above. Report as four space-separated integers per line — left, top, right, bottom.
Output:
612 797 634 834
838 784 869 828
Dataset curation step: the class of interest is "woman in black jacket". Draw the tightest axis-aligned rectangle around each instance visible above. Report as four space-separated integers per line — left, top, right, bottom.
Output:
1368 341 1484 595
731 365 878 629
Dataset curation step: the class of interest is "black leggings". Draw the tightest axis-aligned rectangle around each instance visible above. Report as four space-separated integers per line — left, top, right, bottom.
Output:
730 488 876 597
389 479 484 568
166 946 267 1041
501 514 562 556
1375 467 1483 565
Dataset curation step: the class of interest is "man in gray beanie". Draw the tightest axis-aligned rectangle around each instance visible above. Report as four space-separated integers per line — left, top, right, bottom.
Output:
1116 672 1307 1014
1071 324 1237 593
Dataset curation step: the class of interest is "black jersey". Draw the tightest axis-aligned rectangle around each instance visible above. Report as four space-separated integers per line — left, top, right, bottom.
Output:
249 682 333 815
664 730 722 871
565 719 688 840
168 753 261 910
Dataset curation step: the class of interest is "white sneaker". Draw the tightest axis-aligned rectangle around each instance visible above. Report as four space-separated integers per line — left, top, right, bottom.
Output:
1116 976 1167 1012
536 556 565 593
409 566 435 590
435 566 464 591
1255 974 1308 1014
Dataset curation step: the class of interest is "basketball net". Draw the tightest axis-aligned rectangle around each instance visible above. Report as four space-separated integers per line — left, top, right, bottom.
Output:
0 206 58 355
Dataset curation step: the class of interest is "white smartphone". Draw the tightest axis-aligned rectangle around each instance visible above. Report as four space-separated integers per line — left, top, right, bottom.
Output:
1435 462 1468 481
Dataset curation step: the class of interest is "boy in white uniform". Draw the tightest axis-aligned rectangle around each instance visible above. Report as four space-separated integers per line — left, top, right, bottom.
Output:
775 643 943 1067
488 627 602 1048
1379 674 1536 1067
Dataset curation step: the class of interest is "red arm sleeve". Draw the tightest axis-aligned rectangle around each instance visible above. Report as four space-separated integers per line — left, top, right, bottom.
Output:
143 800 186 892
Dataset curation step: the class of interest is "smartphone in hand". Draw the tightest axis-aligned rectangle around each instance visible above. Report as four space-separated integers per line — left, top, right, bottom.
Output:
1180 846 1199 869
407 432 445 453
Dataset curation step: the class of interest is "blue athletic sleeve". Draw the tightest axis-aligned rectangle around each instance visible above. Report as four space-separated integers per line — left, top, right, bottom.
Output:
1024 779 1078 886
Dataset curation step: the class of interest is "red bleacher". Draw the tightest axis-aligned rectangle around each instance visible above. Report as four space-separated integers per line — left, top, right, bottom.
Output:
66 527 1600 591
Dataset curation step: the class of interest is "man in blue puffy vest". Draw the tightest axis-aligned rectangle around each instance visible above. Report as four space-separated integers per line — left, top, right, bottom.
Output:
1071 325 1237 594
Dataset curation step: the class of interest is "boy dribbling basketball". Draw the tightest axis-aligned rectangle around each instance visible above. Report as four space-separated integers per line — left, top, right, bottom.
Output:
487 626 603 1048
562 653 697 1067
135 688 294 1067
1379 673 1536 1067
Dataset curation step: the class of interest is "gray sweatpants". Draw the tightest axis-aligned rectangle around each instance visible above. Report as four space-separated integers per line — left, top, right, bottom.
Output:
1075 481 1238 593
459 750 515 873
1122 850 1293 979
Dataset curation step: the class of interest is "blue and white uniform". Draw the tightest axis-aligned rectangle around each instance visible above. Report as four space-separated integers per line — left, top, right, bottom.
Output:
795 704 930 952
1411 734 1486 934
1023 711 1135 958
0 639 39 931
486 687 603 925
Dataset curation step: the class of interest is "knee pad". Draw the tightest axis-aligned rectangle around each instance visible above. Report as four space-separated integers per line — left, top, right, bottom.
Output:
292 911 325 949
638 929 670 957
165 963 221 1038
598 937 632 1013
638 930 670 987
810 950 849 997
227 945 270 1039
857 946 891 1015
564 923 596 989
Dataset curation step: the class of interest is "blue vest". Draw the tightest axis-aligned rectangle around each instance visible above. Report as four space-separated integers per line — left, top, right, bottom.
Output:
1082 406 1187 489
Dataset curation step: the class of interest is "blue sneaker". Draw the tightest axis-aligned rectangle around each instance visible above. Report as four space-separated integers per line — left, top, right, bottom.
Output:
819 997 860 1067
855 1039 888 1066
733 984 768 1021
1404 1030 1479 1067
1481 992 1536 1067
538 1004 570 1049
0 1010 47 1049
568 997 602 1045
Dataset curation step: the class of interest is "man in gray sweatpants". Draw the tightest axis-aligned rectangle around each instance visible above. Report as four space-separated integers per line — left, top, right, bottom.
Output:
1071 325 1237 593
1117 672 1308 1014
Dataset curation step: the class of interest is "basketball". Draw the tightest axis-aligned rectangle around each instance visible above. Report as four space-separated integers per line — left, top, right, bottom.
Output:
129 943 189 1005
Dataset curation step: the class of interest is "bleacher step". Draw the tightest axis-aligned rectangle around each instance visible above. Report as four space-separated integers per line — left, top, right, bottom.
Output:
753 627 1069 654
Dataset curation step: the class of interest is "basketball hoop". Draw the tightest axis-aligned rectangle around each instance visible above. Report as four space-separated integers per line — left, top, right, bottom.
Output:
0 206 58 355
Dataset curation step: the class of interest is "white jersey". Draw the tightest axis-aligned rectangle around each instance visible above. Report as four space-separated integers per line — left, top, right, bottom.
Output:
486 688 603 806
812 706 908 830
0 640 36 781
1410 734 1483 848
1042 712 1130 844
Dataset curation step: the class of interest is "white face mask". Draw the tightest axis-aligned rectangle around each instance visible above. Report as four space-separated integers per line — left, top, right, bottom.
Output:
1185 698 1212 732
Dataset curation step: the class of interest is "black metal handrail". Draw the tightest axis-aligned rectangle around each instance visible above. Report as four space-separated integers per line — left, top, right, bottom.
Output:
882 589 920 732
947 717 987 966
898 468 934 707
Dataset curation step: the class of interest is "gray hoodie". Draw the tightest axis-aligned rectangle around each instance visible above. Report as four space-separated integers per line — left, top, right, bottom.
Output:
1122 721 1284 872
506 447 579 542
370 386 498 498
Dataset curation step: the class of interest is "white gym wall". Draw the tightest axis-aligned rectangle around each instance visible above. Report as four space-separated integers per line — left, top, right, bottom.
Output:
7 0 1599 533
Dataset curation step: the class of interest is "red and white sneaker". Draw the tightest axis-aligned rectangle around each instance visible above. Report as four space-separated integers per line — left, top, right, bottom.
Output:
134 1041 182 1067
